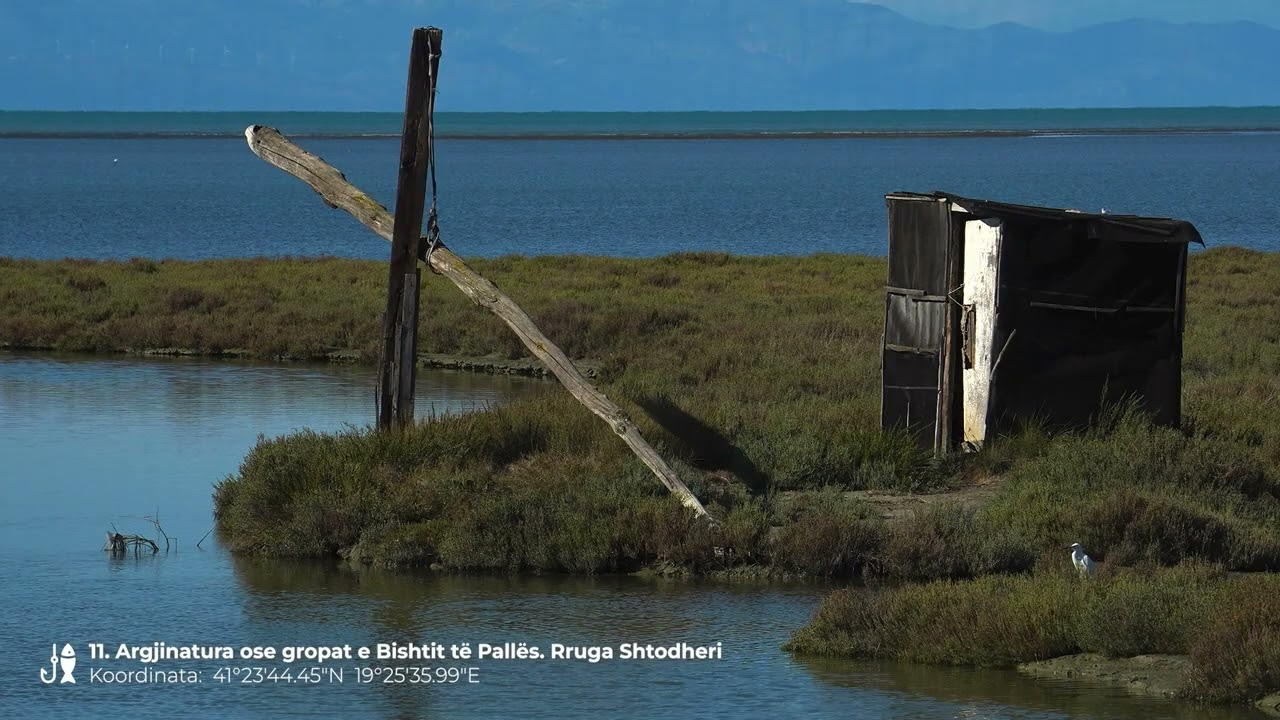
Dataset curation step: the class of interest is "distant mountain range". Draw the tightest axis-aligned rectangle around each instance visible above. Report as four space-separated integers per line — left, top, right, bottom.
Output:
3 0 1279 111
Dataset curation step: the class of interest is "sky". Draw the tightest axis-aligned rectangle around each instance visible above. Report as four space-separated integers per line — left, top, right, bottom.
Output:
873 0 1280 30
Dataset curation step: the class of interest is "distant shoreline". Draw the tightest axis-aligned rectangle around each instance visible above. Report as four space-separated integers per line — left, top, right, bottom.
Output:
5 126 1280 140
7 107 1280 140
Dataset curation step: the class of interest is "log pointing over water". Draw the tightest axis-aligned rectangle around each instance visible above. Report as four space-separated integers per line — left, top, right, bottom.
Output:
244 125 713 521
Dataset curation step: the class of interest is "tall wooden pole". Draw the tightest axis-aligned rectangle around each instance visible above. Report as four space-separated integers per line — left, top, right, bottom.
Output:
379 27 442 430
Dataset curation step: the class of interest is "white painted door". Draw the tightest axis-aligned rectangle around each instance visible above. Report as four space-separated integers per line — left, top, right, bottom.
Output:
961 218 1002 447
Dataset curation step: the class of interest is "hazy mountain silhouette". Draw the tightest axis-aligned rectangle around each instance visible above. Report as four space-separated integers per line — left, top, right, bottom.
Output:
3 0 1279 111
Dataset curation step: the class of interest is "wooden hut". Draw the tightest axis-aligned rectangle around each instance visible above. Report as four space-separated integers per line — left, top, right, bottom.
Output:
881 191 1202 451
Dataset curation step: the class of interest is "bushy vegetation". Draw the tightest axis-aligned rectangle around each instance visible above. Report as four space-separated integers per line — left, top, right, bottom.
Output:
7 248 1280 578
877 502 1036 581
785 564 1280 704
215 391 760 573
981 410 1280 572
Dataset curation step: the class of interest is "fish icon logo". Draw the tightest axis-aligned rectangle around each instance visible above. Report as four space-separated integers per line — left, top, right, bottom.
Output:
40 644 76 684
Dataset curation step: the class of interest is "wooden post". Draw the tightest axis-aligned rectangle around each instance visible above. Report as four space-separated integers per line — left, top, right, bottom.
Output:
243 125 715 521
937 199 964 452
379 27 442 430
935 200 953 451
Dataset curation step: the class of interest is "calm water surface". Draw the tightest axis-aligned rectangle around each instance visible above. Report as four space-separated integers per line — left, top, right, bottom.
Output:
1 133 1278 260
0 354 1262 718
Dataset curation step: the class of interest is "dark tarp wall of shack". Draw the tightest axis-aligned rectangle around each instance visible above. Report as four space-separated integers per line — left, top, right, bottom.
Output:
985 213 1192 434
881 191 1200 450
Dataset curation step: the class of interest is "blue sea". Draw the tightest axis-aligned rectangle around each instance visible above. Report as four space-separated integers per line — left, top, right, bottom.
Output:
1 108 1278 259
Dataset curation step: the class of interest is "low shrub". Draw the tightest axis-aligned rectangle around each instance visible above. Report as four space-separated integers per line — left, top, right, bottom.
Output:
980 415 1280 571
786 570 1083 667
772 489 882 577
1084 491 1232 566
880 503 1034 581
787 564 1280 704
1072 562 1223 657
1183 579 1280 703
716 500 772 564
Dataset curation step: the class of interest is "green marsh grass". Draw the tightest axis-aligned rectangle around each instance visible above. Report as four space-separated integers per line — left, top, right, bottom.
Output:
10 248 1280 703
4 249 1280 577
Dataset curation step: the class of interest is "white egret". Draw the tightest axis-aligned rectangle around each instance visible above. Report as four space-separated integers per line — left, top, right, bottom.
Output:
1068 542 1096 577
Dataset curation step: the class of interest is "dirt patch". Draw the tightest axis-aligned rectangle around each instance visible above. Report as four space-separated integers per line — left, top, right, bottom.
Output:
1017 653 1192 698
773 482 1001 522
845 483 1000 521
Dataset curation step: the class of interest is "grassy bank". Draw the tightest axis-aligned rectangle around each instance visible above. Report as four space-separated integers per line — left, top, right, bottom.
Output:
8 248 1280 705
785 564 1280 705
4 249 1280 577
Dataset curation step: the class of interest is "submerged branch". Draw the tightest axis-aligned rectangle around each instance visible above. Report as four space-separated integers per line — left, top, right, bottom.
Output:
105 529 159 555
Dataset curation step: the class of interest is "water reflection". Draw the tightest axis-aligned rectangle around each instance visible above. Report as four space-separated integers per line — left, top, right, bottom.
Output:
227 558 1262 720
230 558 839 719
0 352 540 432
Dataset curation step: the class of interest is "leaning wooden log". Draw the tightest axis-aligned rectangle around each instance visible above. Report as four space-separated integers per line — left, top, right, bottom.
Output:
244 125 714 521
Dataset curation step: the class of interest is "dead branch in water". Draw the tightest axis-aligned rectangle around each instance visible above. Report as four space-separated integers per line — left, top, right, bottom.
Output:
103 513 174 556
144 509 174 551
104 526 159 556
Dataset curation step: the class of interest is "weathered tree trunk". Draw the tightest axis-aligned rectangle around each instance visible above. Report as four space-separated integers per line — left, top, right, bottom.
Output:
244 125 713 520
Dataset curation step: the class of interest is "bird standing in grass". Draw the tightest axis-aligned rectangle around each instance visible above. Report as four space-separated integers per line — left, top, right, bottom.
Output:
1069 543 1096 577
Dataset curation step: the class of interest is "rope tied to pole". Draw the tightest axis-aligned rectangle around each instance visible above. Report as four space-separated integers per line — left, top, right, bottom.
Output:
423 44 443 271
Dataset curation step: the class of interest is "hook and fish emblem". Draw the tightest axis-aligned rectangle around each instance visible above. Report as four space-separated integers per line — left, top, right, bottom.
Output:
39 644 76 684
